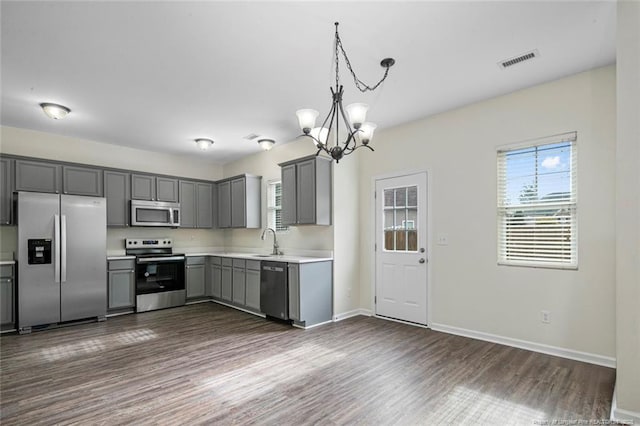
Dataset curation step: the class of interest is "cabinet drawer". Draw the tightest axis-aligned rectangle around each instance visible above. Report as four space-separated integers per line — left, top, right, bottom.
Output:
232 258 246 268
0 265 13 278
186 256 205 266
210 257 222 265
108 259 135 271
221 258 233 267
246 260 261 271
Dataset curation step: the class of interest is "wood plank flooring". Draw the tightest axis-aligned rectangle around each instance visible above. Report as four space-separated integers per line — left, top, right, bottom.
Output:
0 303 615 425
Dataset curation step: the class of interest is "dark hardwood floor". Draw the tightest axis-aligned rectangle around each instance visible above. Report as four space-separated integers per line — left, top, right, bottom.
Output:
0 303 615 425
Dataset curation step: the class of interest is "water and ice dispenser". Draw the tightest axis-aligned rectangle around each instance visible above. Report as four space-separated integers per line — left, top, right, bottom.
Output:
27 239 52 265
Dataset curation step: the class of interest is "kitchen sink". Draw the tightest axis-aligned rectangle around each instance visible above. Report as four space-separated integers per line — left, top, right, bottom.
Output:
251 254 275 258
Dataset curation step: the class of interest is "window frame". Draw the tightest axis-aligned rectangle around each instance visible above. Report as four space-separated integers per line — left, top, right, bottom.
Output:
497 132 578 270
266 179 288 233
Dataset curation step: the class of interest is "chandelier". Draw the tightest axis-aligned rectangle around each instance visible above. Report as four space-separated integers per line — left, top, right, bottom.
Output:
295 22 395 163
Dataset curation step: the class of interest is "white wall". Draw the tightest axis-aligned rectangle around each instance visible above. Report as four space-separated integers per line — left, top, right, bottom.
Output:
0 126 225 253
615 0 640 417
358 65 617 359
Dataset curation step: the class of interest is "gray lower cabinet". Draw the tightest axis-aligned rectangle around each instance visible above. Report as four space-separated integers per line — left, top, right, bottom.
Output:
132 174 178 202
63 165 103 196
221 258 233 302
280 156 332 226
232 259 246 305
107 259 135 311
288 261 333 327
15 159 62 194
245 261 261 311
209 257 222 298
0 264 15 331
104 171 131 227
0 158 14 225
186 257 206 299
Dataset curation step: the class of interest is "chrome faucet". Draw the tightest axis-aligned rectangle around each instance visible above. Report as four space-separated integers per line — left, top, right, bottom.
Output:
261 228 280 255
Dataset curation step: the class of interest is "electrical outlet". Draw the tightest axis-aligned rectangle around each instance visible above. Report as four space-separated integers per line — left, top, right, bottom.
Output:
541 310 551 324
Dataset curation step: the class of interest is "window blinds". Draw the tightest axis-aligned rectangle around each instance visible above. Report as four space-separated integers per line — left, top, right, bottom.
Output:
497 132 577 269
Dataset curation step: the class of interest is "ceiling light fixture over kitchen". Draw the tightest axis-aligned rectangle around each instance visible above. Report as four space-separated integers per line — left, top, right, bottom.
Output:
257 138 275 151
195 138 214 151
295 22 394 163
40 103 71 120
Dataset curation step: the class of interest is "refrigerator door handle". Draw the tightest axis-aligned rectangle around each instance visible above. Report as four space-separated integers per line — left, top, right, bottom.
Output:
54 214 61 283
61 214 67 283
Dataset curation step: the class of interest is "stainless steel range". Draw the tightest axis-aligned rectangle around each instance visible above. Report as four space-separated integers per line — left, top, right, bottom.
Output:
125 238 185 313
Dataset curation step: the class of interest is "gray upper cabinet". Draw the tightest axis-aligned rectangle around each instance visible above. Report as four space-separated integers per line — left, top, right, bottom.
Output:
280 156 332 226
63 165 103 197
0 158 14 225
157 177 179 202
131 174 178 202
104 171 131 227
15 159 62 194
196 182 213 228
180 181 214 229
131 174 155 200
179 181 196 228
218 175 261 229
217 181 231 229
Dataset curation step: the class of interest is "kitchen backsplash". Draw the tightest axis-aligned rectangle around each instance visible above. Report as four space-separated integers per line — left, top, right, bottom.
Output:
106 227 223 253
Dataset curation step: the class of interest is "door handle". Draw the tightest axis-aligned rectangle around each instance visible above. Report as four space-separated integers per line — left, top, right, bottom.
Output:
419 258 426 264
54 214 60 283
61 214 67 283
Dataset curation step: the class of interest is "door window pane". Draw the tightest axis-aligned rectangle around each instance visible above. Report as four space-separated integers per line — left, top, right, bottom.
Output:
382 185 418 252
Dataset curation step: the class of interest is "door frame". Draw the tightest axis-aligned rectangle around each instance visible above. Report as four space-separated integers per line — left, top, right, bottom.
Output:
370 169 433 328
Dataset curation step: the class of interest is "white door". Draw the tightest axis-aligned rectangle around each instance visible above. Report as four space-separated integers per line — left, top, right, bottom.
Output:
375 172 428 325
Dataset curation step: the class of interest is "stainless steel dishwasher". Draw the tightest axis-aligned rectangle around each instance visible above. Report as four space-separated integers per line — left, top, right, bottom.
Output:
260 261 289 320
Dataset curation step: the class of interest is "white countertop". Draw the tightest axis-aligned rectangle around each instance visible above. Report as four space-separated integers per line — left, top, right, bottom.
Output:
185 252 333 264
106 255 136 260
0 260 15 265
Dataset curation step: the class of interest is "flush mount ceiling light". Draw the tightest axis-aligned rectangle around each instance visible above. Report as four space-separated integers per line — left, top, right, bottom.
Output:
295 22 394 163
257 138 275 151
195 138 214 151
40 103 71 120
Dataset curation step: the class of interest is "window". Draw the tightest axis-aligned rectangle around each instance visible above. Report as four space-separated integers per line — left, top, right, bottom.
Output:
383 186 418 252
267 180 288 232
497 132 577 269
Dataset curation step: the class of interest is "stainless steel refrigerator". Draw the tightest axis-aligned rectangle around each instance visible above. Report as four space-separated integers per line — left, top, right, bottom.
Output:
17 192 107 333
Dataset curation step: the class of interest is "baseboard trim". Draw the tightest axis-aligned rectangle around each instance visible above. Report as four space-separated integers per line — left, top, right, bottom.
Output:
209 299 266 318
611 383 640 423
430 322 616 368
333 309 372 322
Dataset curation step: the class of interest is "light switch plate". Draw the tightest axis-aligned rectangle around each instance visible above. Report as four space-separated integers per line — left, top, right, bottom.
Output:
437 234 449 246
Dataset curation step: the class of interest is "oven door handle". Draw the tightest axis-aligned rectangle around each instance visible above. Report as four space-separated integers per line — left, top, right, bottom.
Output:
137 256 185 263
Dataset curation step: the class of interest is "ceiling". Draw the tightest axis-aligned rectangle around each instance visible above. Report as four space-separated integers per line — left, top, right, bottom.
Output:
1 1 616 165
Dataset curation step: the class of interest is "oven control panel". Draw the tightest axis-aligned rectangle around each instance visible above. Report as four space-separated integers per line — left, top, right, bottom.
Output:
125 238 173 248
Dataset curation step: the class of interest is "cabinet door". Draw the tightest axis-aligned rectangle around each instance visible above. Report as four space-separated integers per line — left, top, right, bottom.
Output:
0 158 13 225
0 277 13 325
221 266 233 301
15 160 62 194
288 264 300 321
217 181 231 228
156 177 179 202
281 164 297 226
179 181 196 228
230 178 246 228
63 166 103 196
296 159 316 224
131 174 155 200
104 171 130 227
232 267 246 305
245 269 260 311
186 264 206 298
108 269 135 309
196 182 213 228
210 264 222 298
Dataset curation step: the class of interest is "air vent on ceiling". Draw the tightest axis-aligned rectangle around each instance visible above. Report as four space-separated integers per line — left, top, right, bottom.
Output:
243 133 260 140
498 49 539 69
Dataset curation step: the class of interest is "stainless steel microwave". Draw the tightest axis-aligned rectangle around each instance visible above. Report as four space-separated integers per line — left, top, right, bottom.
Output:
130 200 180 227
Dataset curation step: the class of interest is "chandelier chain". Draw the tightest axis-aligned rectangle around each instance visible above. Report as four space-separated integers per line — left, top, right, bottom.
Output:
335 29 390 93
